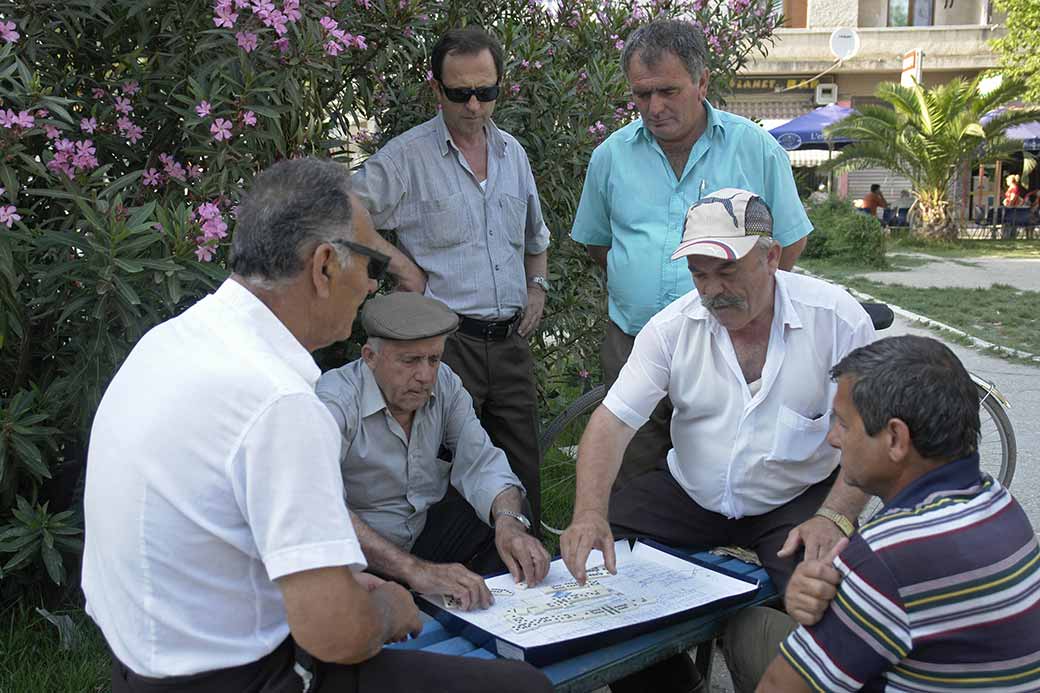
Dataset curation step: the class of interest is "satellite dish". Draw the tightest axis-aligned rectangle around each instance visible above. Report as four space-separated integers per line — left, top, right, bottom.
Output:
829 28 860 61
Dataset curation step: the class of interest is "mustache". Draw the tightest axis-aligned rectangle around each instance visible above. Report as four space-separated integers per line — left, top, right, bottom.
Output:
702 294 747 311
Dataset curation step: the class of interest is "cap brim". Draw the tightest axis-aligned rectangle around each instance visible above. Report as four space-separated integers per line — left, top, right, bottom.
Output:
670 236 759 261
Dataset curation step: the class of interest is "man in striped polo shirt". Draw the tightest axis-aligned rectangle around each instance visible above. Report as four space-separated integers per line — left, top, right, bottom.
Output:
758 335 1040 692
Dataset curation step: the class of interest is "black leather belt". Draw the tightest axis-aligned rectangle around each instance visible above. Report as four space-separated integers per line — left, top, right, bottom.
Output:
456 313 520 341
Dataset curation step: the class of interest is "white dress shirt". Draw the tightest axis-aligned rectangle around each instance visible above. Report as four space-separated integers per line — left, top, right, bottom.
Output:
82 279 366 677
604 271 875 518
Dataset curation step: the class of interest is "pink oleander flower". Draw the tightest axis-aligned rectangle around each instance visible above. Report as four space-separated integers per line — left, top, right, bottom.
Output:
323 0 341 6
214 6 238 27
510 83 521 95
14 111 33 128
92 87 106 99
211 118 233 141
187 163 204 179
578 70 588 81
242 110 257 126
196 101 212 118
195 244 216 262
0 20 18 44
355 0 370 7
283 0 301 21
0 205 21 228
234 0 250 8
324 40 343 56
201 217 228 240
196 201 222 221
403 27 414 38
159 153 187 181
354 34 367 49
142 168 162 186
521 59 530 69
73 140 99 171
578 368 590 379
114 96 133 115
0 109 18 128
273 36 290 53
236 31 258 53
36 109 50 118
126 124 144 144
319 16 338 31
80 117 98 134
122 80 140 96
1 109 34 129
45 125 61 139
534 61 542 69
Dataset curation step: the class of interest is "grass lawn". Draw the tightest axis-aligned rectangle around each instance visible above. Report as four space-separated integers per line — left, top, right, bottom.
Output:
888 236 1040 259
799 256 1040 357
1 601 109 692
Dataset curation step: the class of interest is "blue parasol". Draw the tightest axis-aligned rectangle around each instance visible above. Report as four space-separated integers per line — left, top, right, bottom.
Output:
768 104 854 150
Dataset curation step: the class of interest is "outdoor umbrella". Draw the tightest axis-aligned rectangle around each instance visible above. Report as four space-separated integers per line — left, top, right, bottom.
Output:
768 103 854 150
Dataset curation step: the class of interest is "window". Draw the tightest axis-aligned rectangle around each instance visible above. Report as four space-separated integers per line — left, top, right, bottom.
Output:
888 0 934 26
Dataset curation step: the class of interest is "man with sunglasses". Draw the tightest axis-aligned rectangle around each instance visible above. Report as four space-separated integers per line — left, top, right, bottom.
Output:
353 26 550 533
83 157 552 693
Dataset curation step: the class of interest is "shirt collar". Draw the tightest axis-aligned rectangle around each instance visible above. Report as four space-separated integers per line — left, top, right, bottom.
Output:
358 358 439 418
626 99 725 144
883 453 983 510
434 111 507 158
212 279 321 388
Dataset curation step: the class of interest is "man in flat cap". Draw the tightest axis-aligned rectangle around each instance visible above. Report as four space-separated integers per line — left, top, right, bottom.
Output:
317 292 550 611
561 189 875 692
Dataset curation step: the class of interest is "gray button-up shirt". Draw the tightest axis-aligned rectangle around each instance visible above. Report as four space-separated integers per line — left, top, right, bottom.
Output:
316 359 523 550
352 113 551 321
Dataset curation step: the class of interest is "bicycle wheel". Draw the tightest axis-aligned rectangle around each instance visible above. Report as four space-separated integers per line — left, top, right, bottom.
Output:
861 380 1017 522
539 385 607 536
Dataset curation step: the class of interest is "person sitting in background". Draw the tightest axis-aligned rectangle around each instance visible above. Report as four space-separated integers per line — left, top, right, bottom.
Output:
756 335 1040 693
859 184 887 216
317 292 550 613
1004 173 1025 207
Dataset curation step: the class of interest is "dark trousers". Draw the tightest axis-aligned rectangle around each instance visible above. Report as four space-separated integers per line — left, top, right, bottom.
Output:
441 329 541 533
601 321 673 491
112 640 553 693
610 468 839 595
410 486 506 576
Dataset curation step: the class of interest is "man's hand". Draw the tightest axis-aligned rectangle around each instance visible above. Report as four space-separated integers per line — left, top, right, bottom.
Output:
354 571 387 591
517 285 545 337
495 519 550 587
777 514 846 561
784 538 848 626
405 559 492 611
395 262 428 293
371 581 424 643
560 510 617 585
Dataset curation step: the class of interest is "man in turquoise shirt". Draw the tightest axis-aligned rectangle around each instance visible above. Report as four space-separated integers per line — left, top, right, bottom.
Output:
571 19 812 499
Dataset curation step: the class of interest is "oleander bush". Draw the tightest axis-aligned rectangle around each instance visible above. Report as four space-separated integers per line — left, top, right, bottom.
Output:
804 196 888 268
0 0 779 599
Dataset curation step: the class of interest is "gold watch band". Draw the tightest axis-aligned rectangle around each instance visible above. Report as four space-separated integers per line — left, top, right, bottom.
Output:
815 507 855 537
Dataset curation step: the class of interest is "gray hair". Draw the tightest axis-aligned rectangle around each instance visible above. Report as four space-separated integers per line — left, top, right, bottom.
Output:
230 157 354 284
366 336 385 352
830 335 980 460
622 19 707 82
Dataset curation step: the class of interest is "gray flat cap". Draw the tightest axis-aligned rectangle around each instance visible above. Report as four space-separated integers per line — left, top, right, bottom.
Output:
361 292 459 340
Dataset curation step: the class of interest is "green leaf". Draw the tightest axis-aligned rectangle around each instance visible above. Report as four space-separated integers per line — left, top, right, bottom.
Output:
110 275 142 306
41 543 65 585
2 541 40 573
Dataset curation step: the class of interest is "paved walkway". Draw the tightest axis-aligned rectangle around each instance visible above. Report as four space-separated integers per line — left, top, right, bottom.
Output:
859 253 1040 291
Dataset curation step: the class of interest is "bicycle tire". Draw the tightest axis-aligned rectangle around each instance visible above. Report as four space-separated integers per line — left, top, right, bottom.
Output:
538 385 607 535
540 382 1017 532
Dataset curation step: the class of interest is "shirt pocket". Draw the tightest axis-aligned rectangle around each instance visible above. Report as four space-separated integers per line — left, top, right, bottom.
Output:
415 455 453 506
769 405 830 462
498 193 528 251
417 193 469 249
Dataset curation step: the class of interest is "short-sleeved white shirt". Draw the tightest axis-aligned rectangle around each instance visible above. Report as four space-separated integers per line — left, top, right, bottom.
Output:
82 279 366 677
604 271 875 518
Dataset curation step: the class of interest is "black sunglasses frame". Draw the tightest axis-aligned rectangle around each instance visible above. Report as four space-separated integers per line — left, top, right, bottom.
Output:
438 82 500 103
330 239 390 281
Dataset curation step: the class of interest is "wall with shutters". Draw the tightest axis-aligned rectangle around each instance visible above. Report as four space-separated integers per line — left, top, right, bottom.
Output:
847 168 913 203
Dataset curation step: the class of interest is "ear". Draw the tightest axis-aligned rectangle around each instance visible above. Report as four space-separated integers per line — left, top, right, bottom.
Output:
311 243 336 299
697 68 710 99
361 343 377 368
765 241 782 271
886 418 913 463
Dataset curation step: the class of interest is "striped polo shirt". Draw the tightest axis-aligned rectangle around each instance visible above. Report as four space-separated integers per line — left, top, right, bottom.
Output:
781 453 1040 692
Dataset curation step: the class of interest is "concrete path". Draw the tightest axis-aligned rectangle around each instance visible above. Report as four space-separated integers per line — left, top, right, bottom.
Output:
859 253 1040 291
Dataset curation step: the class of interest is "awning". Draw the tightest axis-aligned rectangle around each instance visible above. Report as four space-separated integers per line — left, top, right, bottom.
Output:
787 149 837 167
769 104 854 150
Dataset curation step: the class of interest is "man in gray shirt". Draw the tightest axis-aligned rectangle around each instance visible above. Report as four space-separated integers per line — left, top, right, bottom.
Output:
352 26 550 531
317 293 550 611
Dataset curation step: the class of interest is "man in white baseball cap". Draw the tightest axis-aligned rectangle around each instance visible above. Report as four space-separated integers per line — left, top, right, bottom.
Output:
561 189 877 692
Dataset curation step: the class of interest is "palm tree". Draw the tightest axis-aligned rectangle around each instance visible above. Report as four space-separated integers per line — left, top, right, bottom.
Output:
824 77 1040 240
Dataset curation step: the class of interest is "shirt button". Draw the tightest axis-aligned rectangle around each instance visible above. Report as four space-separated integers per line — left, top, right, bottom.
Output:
495 264 500 270
489 229 494 236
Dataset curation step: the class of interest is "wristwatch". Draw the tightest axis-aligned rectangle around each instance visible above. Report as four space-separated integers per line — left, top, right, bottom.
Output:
815 507 855 538
527 275 550 293
493 510 531 531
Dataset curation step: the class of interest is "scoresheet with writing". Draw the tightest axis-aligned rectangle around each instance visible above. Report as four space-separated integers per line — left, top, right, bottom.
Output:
420 540 757 651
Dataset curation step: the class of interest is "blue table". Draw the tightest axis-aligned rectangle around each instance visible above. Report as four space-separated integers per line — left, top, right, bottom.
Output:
387 551 777 692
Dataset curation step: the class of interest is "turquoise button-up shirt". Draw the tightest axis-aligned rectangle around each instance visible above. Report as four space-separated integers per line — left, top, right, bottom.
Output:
571 101 811 335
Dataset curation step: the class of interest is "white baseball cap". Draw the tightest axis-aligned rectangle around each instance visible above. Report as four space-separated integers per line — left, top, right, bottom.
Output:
670 188 774 262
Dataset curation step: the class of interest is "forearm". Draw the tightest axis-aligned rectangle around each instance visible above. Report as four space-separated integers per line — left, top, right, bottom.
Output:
818 467 870 520
367 232 424 285
349 510 421 586
586 244 608 272
778 236 806 271
573 406 635 518
524 250 547 280
489 485 525 522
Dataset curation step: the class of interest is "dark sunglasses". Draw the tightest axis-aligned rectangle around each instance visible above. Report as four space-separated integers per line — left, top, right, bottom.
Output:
439 83 500 103
331 239 390 281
